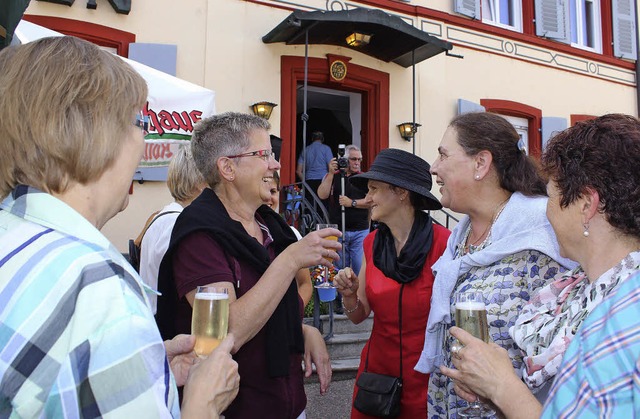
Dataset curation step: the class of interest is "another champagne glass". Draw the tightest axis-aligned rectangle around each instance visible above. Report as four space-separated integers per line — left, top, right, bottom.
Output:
191 286 229 358
314 224 338 300
454 291 495 418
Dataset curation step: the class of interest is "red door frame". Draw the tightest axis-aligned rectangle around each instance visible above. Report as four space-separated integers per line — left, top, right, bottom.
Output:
280 56 390 184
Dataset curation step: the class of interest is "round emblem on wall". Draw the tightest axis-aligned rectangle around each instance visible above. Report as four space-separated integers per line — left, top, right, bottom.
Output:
330 60 347 81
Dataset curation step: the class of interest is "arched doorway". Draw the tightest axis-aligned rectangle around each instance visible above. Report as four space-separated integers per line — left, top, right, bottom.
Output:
279 55 390 183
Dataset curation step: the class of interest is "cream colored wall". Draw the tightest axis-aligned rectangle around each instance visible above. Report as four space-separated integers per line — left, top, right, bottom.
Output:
22 0 638 251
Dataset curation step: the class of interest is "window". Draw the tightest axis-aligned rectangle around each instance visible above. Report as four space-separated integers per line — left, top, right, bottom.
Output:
570 0 602 52
481 0 523 31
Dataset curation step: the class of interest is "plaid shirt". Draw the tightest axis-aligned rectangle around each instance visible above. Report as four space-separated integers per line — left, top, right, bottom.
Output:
0 186 179 418
542 270 640 418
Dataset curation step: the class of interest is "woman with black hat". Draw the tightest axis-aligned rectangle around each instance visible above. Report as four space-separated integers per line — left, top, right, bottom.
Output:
334 148 450 418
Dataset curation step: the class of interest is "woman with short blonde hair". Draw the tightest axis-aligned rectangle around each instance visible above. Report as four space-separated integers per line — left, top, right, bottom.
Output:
0 36 147 198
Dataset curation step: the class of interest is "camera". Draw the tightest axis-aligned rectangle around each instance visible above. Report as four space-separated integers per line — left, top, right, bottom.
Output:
337 144 348 172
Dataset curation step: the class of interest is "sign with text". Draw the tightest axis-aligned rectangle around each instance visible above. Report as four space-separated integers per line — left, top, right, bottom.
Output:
125 58 215 174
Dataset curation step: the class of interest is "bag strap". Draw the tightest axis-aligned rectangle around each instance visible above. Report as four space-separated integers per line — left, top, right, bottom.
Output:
363 283 405 379
135 210 182 247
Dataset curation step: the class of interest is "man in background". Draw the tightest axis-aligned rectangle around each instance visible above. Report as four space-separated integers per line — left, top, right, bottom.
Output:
296 131 333 196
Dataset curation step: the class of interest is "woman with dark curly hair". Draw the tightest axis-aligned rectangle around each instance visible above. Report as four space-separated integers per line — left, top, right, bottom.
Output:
441 113 640 418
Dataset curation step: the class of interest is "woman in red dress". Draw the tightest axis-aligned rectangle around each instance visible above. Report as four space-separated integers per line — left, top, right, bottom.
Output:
335 148 450 418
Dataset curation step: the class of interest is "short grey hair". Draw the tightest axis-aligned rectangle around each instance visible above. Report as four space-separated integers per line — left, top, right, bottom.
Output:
191 112 270 188
346 145 361 155
167 145 205 202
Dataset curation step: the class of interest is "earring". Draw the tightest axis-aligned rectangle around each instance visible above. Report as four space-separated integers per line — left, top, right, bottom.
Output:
475 175 480 180
583 223 590 237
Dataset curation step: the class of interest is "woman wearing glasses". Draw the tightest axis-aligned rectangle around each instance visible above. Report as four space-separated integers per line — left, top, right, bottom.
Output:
156 112 338 419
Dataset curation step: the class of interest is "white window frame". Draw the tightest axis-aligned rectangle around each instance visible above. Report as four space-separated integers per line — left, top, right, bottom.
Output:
501 115 530 155
481 0 523 32
570 0 602 53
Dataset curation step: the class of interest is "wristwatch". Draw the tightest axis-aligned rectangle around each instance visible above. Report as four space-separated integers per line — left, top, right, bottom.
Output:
351 199 357 208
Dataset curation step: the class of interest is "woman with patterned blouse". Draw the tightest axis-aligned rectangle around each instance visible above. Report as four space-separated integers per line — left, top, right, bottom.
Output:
414 112 577 418
440 114 640 418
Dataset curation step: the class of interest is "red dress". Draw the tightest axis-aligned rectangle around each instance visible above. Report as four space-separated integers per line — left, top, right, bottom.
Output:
351 224 450 419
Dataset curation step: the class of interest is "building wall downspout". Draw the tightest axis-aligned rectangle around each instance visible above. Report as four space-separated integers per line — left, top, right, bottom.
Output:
636 0 640 116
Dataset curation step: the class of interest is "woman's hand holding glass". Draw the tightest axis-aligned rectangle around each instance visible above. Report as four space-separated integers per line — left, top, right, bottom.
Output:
289 226 342 269
440 326 519 407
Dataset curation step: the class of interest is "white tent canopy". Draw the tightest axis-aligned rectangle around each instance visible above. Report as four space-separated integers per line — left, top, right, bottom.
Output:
13 20 216 181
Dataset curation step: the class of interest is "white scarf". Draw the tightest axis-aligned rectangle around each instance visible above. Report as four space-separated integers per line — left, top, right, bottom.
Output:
414 192 577 373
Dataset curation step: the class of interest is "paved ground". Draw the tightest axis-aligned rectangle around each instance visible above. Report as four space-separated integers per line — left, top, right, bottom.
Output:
305 378 355 419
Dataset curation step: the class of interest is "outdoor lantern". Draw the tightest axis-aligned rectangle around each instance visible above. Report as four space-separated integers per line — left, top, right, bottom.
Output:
397 122 421 141
251 101 277 120
345 32 372 47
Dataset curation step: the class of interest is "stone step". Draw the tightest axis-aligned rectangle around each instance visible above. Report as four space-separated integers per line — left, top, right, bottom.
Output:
305 356 361 383
304 313 373 335
325 331 370 360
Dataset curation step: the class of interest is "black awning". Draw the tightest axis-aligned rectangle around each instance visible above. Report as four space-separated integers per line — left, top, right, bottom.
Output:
262 8 453 68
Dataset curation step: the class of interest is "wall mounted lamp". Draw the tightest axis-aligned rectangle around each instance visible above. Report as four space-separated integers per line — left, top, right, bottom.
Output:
251 101 278 120
397 122 421 141
345 32 372 47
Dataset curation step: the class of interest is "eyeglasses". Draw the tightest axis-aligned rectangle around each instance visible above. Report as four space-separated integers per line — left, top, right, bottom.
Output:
227 149 275 161
349 157 363 162
134 112 150 136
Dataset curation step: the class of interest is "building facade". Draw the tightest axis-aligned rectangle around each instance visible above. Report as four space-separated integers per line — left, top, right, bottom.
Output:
21 0 639 250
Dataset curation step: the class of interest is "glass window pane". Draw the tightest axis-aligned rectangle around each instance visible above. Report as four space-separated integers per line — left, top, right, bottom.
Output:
585 0 594 47
500 0 511 25
570 0 578 43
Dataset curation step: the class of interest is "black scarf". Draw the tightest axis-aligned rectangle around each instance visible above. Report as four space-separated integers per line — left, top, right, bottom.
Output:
156 188 303 377
372 210 434 284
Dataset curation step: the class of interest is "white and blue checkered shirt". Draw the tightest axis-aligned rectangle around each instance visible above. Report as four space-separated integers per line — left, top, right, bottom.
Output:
0 186 179 418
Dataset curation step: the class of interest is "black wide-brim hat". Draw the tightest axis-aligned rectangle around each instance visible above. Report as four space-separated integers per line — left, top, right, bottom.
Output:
350 148 442 210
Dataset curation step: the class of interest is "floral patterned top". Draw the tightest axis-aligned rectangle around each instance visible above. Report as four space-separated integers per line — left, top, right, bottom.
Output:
511 251 640 395
427 249 566 419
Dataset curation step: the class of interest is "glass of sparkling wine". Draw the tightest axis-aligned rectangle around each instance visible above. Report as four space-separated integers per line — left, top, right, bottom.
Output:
454 291 495 418
191 286 229 358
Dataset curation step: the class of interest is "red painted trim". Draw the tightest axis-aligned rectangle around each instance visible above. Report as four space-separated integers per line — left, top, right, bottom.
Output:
245 0 634 71
23 15 135 56
521 1 535 35
280 56 390 184
570 114 597 125
412 3 634 70
480 99 543 158
601 0 614 57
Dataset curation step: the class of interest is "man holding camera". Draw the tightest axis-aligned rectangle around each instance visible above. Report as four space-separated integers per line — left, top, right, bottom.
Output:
318 145 370 314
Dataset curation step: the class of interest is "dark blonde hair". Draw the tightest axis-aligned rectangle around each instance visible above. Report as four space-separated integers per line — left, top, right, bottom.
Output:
0 36 147 197
167 145 205 202
449 112 546 196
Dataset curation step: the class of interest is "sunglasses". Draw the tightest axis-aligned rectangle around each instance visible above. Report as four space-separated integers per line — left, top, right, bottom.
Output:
134 112 150 136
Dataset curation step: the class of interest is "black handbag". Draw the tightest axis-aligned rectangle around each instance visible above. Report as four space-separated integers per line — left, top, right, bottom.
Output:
354 284 405 418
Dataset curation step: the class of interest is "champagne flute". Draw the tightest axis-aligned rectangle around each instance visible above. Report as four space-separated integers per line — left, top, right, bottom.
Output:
315 223 338 294
454 291 495 418
191 286 229 358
